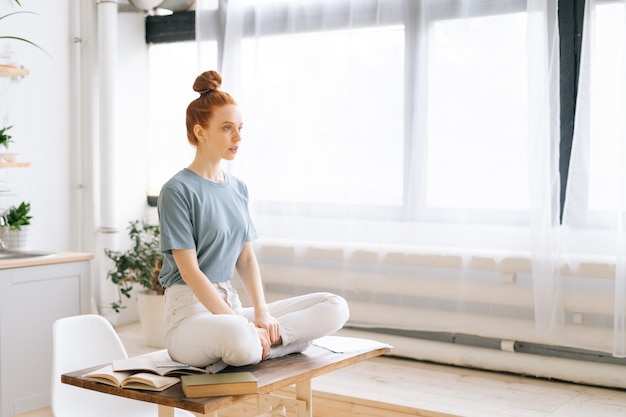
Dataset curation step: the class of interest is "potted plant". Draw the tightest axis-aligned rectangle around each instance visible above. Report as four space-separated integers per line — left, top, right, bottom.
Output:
105 220 166 347
0 201 32 249
0 124 19 162
0 125 13 149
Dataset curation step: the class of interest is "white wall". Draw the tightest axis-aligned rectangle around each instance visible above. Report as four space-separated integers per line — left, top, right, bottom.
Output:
116 10 153 228
2 0 154 239
0 0 73 252
107 9 155 324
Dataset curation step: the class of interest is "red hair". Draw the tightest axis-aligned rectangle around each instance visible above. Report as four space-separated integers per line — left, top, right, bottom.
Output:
185 70 238 145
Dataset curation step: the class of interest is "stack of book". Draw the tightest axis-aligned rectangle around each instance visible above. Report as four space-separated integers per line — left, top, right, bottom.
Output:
82 353 259 397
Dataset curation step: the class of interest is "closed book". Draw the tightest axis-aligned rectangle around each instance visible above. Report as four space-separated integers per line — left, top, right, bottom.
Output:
181 371 258 397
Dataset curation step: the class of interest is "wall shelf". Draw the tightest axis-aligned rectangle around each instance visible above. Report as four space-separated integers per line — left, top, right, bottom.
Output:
0 162 31 168
0 66 29 77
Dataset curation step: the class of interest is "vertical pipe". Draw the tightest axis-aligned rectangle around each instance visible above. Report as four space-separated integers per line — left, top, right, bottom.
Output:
98 0 118 232
70 0 83 251
97 0 120 319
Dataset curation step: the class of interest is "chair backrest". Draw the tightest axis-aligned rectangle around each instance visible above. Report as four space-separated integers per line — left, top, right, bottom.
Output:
51 314 129 415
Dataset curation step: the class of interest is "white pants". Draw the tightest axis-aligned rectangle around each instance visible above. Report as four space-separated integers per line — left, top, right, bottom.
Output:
163 282 350 368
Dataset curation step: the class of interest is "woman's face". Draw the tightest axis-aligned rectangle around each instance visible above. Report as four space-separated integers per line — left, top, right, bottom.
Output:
195 104 243 161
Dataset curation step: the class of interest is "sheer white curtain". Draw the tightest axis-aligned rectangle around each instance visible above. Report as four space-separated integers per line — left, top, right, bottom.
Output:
194 0 565 349
526 0 563 337
563 0 626 357
412 0 562 338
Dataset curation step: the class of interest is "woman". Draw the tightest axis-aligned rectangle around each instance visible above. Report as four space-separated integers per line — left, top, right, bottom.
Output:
157 70 350 371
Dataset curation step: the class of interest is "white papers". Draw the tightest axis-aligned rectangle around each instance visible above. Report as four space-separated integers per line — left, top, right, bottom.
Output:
313 336 392 353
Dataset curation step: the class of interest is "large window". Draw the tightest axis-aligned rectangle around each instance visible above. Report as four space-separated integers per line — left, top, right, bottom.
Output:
236 25 405 208
588 2 624 212
148 0 558 250
147 41 216 196
425 12 528 212
563 0 626 231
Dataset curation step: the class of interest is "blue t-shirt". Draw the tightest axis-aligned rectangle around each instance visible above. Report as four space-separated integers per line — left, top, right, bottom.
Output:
157 168 258 289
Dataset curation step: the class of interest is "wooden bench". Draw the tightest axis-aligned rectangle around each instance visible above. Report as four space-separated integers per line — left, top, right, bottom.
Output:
62 339 390 417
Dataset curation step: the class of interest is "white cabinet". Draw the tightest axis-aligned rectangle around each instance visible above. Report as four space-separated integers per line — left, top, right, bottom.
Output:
0 256 91 417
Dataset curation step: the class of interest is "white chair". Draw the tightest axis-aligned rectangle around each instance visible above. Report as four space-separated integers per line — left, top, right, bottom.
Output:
51 314 193 417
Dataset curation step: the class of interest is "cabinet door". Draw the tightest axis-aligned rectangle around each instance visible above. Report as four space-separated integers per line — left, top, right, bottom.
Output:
0 261 90 417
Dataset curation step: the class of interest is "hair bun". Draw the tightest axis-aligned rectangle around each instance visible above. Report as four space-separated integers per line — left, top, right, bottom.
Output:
193 70 222 95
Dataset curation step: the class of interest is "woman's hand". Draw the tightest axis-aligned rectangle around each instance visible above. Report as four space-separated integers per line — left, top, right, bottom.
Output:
256 327 271 360
236 243 282 347
255 312 282 346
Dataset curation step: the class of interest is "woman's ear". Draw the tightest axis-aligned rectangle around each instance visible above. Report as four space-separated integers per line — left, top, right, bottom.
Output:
193 124 205 142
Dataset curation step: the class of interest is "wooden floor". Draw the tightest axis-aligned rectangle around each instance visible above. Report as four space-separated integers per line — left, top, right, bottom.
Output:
20 321 626 417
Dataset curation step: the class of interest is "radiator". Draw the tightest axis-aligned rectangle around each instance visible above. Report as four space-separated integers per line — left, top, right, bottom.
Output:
249 240 626 389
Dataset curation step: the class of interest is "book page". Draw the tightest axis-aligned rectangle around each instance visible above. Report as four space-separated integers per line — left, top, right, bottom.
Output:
122 372 180 391
83 364 130 387
113 356 207 376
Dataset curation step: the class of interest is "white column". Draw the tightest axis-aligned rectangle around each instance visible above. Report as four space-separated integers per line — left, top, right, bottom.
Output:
96 0 120 319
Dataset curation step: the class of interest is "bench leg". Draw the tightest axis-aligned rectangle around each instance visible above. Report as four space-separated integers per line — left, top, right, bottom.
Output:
256 379 312 417
257 394 271 415
295 379 312 417
158 405 216 417
158 405 175 417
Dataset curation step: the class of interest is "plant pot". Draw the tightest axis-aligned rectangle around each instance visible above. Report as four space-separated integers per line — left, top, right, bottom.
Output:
137 291 166 348
0 152 19 162
0 225 29 250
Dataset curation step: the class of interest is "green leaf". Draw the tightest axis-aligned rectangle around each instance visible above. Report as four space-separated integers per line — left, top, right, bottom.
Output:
0 36 47 55
0 125 13 149
2 201 31 231
0 11 49 56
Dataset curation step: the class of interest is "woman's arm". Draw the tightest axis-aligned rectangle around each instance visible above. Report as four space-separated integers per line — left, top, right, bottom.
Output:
236 242 282 344
172 248 234 315
173 247 272 359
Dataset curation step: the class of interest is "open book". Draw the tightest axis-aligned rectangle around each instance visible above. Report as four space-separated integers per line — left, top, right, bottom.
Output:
112 356 209 377
83 364 180 391
83 351 209 391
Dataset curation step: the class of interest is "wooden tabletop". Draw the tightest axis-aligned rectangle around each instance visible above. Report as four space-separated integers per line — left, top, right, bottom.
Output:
62 343 390 415
0 251 93 269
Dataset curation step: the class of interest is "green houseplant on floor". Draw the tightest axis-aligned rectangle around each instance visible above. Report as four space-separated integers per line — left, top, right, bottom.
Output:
105 220 164 312
105 220 166 347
